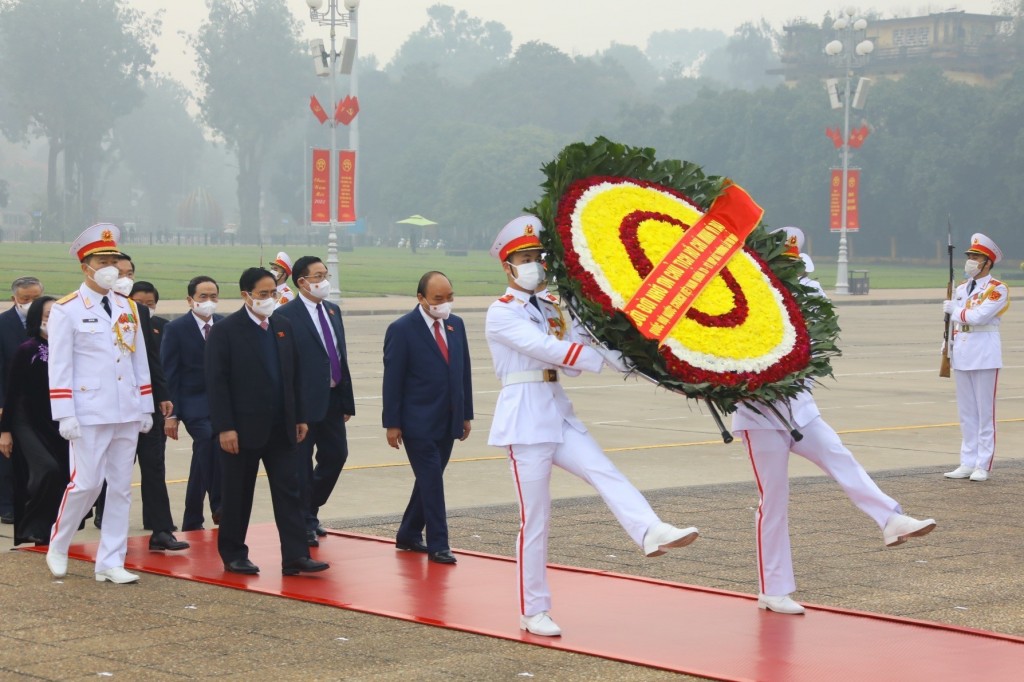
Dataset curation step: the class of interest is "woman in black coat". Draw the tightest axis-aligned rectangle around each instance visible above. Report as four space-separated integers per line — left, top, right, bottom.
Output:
0 296 68 545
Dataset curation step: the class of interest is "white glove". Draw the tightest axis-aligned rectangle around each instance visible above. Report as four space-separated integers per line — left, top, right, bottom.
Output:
594 345 634 373
140 414 154 434
942 300 955 315
58 417 82 441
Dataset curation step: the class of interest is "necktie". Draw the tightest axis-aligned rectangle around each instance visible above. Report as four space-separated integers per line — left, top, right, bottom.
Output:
968 280 977 295
529 295 542 312
433 320 449 363
260 319 269 331
101 295 112 317
316 303 343 384
202 323 211 340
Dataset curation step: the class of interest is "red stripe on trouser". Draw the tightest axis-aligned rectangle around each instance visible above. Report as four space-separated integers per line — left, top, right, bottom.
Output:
50 440 78 543
509 446 527 616
742 432 768 594
989 369 999 471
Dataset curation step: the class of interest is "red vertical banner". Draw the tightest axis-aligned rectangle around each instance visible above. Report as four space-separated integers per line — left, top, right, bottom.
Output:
337 150 356 223
310 148 330 223
829 168 861 232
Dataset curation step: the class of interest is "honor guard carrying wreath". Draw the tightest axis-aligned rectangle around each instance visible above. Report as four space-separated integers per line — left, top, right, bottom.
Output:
46 224 155 584
942 233 1009 482
485 215 699 638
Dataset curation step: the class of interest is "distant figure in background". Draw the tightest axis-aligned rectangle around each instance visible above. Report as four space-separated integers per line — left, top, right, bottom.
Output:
0 296 68 545
269 252 295 308
0 276 45 524
276 256 355 546
942 233 1009 482
383 271 473 565
162 276 223 531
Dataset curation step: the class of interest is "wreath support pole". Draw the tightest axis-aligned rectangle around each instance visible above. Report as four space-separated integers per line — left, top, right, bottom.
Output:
764 401 804 442
703 399 734 444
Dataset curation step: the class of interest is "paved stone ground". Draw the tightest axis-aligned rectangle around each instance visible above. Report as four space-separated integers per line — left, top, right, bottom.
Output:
2 460 1022 681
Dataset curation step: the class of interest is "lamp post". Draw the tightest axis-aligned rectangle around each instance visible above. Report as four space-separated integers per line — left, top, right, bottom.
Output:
305 0 360 301
824 8 873 295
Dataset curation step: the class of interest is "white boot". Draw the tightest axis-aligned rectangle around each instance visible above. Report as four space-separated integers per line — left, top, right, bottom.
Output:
883 514 936 547
520 611 562 637
758 593 805 615
643 522 699 557
95 566 140 584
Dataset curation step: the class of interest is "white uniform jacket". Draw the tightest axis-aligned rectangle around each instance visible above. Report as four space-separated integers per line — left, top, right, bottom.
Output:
48 284 154 425
948 275 1008 371
732 390 820 432
486 288 604 447
275 282 295 308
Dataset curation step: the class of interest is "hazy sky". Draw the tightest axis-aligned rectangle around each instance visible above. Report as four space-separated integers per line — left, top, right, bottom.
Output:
145 0 1000 87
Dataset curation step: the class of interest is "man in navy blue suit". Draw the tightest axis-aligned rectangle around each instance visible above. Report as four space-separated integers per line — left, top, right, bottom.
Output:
161 276 223 532
275 256 355 546
382 271 473 564
0 276 44 524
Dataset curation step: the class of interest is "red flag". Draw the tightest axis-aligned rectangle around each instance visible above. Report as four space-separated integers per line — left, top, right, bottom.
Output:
825 127 843 148
848 124 870 149
334 95 360 126
309 95 328 124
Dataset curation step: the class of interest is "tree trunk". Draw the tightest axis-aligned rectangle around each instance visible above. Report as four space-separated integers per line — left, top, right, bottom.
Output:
46 139 62 235
237 143 262 244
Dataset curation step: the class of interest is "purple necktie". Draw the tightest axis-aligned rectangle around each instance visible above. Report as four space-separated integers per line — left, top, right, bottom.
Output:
317 303 343 385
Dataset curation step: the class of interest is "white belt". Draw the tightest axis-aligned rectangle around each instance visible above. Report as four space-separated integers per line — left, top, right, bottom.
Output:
503 369 559 386
959 324 998 333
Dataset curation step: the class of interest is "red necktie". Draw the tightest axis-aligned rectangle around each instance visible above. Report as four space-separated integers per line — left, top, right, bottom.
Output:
433 320 449 363
260 319 269 331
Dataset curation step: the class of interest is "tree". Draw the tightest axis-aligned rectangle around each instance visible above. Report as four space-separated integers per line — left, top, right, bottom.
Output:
0 0 156 234
701 20 784 91
194 0 307 243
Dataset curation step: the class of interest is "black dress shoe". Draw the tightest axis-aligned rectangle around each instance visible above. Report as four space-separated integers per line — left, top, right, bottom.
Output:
224 558 260 574
306 530 319 547
282 557 329 576
428 550 457 564
314 523 328 537
211 510 222 525
181 525 204 532
395 540 429 553
149 531 190 551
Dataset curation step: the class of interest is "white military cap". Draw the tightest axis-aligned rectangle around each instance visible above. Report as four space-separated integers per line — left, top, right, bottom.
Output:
773 226 804 258
272 251 293 275
965 233 1002 265
70 223 122 261
490 215 544 261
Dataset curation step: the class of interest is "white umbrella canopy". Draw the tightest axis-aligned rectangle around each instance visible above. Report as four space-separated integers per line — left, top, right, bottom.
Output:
396 214 438 226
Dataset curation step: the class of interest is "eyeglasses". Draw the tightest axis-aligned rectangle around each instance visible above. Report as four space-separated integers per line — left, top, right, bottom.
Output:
249 289 279 301
302 272 331 283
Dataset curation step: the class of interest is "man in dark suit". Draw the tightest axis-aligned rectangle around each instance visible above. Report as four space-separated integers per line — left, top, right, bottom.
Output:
162 276 224 532
205 267 328 576
275 256 355 546
0 276 44 524
383 271 473 564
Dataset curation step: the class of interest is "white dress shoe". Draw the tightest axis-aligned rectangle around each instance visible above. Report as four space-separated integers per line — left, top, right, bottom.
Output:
95 567 140 584
520 611 562 637
970 468 989 482
46 550 68 578
944 465 973 479
758 593 805 615
643 522 699 557
883 514 936 547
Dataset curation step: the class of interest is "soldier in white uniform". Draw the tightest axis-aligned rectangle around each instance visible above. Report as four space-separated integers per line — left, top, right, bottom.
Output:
46 224 155 584
732 228 935 615
270 251 295 308
485 215 699 638
942 233 1009 482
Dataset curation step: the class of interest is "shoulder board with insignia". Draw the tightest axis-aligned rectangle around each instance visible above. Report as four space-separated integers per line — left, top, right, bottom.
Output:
56 292 79 305
499 294 514 303
543 293 557 302
990 279 1004 287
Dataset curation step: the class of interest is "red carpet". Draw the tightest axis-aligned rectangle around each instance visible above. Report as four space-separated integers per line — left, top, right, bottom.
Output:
28 525 1024 680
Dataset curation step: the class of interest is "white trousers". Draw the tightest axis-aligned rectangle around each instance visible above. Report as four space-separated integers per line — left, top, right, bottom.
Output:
506 423 659 617
738 418 900 597
954 368 999 471
50 422 140 572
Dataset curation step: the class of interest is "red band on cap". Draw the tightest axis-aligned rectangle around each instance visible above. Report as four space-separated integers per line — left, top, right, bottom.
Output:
967 245 996 262
499 235 542 261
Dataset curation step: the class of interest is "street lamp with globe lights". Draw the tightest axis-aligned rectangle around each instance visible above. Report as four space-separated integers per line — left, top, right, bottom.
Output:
305 0 360 301
824 7 873 295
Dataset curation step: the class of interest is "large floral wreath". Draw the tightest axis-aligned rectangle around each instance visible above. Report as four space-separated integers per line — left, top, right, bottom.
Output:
525 137 840 415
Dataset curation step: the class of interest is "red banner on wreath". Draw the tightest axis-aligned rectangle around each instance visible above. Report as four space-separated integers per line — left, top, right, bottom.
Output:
337 150 356 223
829 169 860 232
310 148 330 223
622 183 764 341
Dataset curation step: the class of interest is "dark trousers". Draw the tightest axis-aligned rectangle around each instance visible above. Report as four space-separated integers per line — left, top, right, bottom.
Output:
217 423 308 565
181 416 221 530
298 390 349 530
397 436 455 552
10 420 68 544
0 450 12 516
95 415 174 533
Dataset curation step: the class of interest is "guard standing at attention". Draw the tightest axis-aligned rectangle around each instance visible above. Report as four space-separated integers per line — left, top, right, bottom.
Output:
270 252 295 308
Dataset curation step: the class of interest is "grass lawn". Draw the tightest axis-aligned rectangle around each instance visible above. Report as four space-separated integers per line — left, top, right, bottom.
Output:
2 241 1018 298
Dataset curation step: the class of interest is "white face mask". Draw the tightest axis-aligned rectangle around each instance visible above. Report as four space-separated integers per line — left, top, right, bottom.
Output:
248 295 276 318
510 261 546 291
964 259 982 278
15 301 31 315
427 301 453 320
192 300 218 317
112 277 134 296
90 265 119 290
305 280 331 300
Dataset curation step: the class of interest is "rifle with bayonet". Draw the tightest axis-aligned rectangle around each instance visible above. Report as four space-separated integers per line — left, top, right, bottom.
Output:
940 219 954 378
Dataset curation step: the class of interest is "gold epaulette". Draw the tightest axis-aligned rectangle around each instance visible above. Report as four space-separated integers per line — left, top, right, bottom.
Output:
56 292 79 305
499 294 514 303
